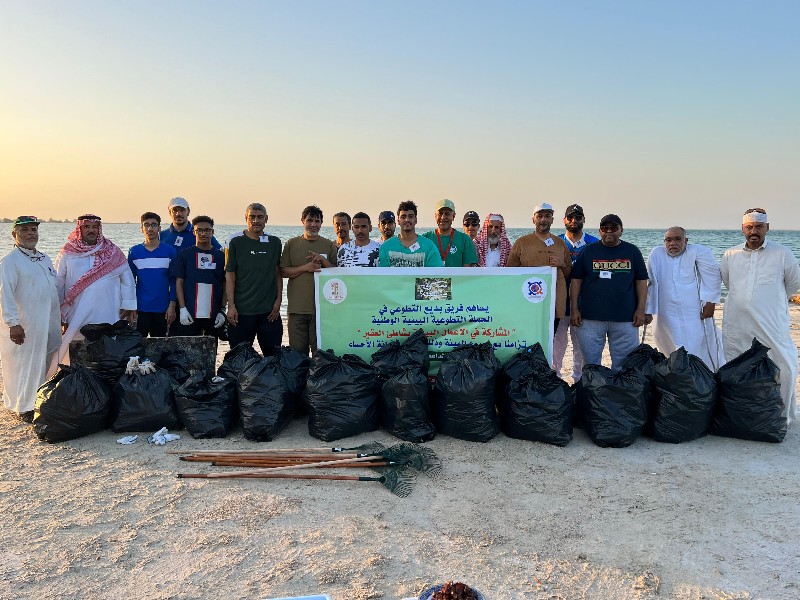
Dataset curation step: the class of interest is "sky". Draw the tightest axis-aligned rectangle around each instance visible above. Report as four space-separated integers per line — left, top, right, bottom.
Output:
1 1 798 230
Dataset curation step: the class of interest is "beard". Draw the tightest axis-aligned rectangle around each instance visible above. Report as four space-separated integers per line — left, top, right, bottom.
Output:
565 223 583 234
487 234 500 245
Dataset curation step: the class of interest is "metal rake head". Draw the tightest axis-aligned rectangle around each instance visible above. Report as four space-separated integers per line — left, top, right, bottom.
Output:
381 443 443 480
375 465 417 498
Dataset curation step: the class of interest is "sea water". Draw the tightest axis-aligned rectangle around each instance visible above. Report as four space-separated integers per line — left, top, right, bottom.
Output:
2 223 798 317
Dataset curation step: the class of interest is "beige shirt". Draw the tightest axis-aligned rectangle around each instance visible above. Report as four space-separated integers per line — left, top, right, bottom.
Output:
507 233 572 318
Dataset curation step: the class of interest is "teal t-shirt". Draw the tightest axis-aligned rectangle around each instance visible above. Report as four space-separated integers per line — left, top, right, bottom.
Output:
378 236 441 267
422 229 479 266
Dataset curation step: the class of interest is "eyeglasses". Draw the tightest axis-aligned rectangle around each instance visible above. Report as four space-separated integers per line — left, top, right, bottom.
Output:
600 225 620 232
464 220 480 226
195 228 213 234
142 223 160 229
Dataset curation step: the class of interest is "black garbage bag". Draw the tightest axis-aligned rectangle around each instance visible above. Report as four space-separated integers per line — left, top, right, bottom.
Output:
711 339 786 443
174 372 237 438
238 347 311 441
448 342 502 373
304 350 380 442
380 366 436 442
111 367 180 432
502 369 573 447
619 343 666 430
575 365 648 448
370 328 430 378
33 365 110 443
217 342 262 381
156 350 197 385
497 344 552 416
651 347 716 443
80 320 144 387
432 352 499 443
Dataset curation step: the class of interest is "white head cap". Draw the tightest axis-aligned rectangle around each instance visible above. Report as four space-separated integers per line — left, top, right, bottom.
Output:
169 197 190 210
742 210 768 224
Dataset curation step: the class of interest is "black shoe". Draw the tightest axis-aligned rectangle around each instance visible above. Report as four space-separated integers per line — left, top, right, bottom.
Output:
18 411 34 424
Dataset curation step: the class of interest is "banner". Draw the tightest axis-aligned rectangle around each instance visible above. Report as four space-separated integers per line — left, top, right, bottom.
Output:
315 267 556 373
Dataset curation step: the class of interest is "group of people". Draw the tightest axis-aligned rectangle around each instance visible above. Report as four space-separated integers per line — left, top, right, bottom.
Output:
1 197 798 427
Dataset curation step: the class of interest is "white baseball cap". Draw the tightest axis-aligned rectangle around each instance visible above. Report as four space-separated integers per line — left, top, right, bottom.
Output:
168 197 190 210
533 202 554 214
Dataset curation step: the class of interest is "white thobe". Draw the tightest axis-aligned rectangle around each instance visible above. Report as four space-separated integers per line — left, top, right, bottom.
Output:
0 249 62 413
646 244 724 370
485 246 501 268
721 240 800 423
51 251 137 373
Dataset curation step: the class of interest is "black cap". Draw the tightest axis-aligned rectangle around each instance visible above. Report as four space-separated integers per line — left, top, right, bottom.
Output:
564 204 584 217
378 211 395 222
463 211 480 224
599 214 623 227
12 215 41 228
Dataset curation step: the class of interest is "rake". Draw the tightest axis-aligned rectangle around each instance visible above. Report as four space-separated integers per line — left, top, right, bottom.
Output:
178 464 417 498
168 441 387 457
189 443 442 480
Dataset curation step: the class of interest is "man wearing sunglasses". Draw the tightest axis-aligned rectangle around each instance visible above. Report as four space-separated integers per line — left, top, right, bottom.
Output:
554 204 598 381
462 211 481 240
569 214 648 371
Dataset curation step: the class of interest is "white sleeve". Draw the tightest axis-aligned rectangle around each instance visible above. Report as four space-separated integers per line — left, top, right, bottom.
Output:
119 265 137 310
645 248 657 314
695 245 722 304
0 256 20 327
54 251 67 305
720 250 730 290
783 246 800 298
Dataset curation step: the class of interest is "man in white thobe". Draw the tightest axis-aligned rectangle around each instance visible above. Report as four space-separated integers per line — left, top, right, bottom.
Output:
0 216 61 422
645 226 724 371
51 214 136 374
721 208 800 424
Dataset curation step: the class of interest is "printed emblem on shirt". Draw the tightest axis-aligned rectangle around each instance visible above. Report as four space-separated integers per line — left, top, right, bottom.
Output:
592 259 631 272
196 253 216 270
388 251 426 268
174 237 183 246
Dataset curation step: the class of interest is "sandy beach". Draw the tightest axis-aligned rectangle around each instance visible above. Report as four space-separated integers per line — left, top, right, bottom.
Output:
1 307 799 600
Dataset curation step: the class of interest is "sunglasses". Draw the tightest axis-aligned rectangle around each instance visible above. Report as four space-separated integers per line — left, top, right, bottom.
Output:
600 225 620 232
464 220 480 226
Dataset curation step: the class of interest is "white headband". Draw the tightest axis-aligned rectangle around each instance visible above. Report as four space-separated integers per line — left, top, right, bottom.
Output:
743 212 768 224
488 214 503 222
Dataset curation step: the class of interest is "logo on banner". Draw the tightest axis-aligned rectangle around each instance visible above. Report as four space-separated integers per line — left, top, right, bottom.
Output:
323 278 347 304
522 277 547 303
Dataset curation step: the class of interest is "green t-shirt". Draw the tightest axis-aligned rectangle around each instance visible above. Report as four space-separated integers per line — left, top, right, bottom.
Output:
225 234 282 315
378 235 442 267
279 235 338 314
422 229 479 266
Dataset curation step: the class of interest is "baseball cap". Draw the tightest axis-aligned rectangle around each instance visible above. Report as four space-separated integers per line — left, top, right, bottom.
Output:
564 204 584 217
532 202 554 214
463 211 480 224
435 198 456 212
168 197 190 210
599 214 623 227
378 210 395 222
12 215 41 228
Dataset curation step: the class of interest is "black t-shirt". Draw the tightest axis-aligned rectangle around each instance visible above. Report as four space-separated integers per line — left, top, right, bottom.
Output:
571 239 648 322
